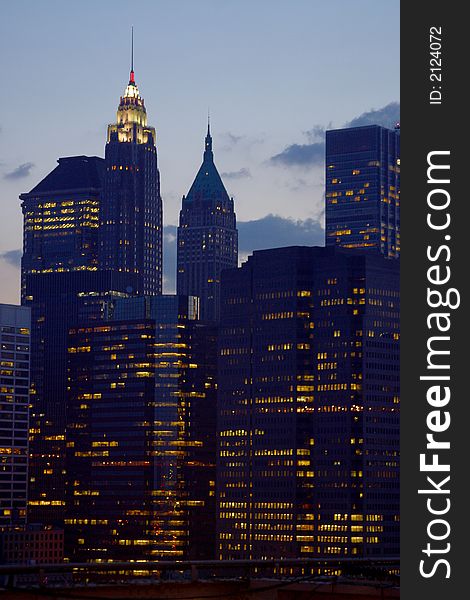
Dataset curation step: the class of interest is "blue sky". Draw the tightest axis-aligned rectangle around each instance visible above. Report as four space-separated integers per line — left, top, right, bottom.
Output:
0 0 399 301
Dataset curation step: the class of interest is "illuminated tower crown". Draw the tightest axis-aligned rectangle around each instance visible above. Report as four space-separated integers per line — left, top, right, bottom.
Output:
107 35 156 145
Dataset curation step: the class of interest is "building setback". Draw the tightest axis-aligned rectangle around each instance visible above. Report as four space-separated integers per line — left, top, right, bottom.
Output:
100 65 163 295
0 304 30 529
177 123 237 323
65 296 217 561
325 125 400 258
217 247 399 560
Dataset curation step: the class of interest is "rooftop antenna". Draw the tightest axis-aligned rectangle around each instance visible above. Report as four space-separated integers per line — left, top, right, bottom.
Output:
130 26 135 83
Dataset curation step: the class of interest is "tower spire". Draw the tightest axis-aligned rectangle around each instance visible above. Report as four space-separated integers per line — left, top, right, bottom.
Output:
204 113 213 159
130 26 135 84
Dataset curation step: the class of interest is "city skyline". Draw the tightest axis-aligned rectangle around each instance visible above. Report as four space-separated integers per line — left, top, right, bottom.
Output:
1 1 401 571
0 0 400 303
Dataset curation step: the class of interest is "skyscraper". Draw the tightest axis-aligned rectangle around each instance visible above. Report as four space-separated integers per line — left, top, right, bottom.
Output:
217 247 317 562
20 155 103 294
20 156 139 525
65 296 217 561
217 246 399 561
100 60 163 295
0 304 30 529
325 125 400 258
177 123 237 323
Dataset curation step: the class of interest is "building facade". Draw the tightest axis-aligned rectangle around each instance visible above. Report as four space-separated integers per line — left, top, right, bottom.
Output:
100 66 163 295
0 524 63 565
23 272 139 526
217 247 399 560
65 296 217 561
20 154 140 525
0 304 30 529
20 155 103 296
177 124 237 323
325 125 400 258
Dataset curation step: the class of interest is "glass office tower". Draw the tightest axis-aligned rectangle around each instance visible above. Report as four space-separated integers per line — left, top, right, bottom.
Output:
325 125 400 258
217 246 399 561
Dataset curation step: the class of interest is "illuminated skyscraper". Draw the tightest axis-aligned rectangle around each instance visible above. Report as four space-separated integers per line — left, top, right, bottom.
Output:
20 157 139 525
20 44 164 525
65 296 217 561
177 123 237 323
100 60 163 295
217 246 399 560
20 156 103 293
0 304 30 529
325 125 400 258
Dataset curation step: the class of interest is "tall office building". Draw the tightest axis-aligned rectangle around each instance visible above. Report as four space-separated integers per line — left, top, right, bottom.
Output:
20 157 139 525
177 123 237 322
217 246 399 561
100 62 163 295
325 125 400 258
0 304 30 529
20 156 103 294
65 296 217 561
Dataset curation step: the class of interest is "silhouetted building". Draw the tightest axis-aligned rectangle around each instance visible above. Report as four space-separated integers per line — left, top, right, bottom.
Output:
0 304 30 529
0 524 63 565
177 123 237 322
65 296 217 561
184 322 217 559
217 246 399 560
24 272 139 526
100 64 163 295
325 125 400 258
20 155 139 525
20 156 103 296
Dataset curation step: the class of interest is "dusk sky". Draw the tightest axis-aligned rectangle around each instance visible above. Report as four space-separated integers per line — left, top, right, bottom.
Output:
0 0 399 302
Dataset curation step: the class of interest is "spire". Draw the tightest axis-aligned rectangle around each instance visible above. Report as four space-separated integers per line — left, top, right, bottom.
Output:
204 113 213 161
120 26 143 104
184 116 229 204
108 26 155 145
129 26 135 84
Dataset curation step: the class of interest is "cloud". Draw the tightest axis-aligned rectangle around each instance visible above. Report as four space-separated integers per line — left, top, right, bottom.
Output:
284 178 309 192
0 249 22 267
163 226 178 293
345 102 400 129
269 102 400 168
220 132 265 152
164 229 177 244
238 214 324 253
162 215 324 292
3 162 35 180
221 168 252 180
222 132 244 147
270 142 325 168
304 125 328 143
269 123 327 167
